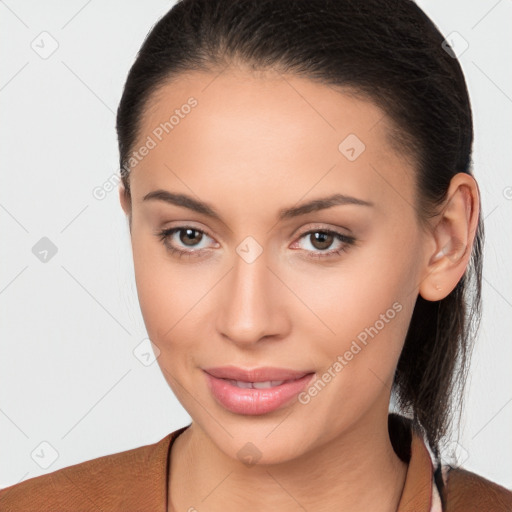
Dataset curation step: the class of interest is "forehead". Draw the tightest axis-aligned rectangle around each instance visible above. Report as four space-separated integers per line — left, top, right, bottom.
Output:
139 68 390 152
129 68 415 217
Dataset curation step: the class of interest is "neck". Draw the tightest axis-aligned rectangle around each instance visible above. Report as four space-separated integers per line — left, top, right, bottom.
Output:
169 410 408 512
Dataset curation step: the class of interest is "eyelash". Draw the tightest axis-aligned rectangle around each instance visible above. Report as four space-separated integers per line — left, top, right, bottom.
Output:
155 225 356 260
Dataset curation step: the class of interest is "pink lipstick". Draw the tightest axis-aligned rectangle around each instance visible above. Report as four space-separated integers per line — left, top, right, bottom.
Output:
203 366 316 415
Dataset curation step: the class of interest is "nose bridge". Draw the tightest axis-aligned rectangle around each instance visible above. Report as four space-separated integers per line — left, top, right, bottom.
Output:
217 236 284 344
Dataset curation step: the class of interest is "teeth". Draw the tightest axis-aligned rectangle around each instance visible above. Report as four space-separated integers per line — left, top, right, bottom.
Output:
253 380 286 388
232 380 253 389
228 379 286 389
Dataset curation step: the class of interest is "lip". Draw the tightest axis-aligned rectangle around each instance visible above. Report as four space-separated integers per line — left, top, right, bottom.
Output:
203 366 316 415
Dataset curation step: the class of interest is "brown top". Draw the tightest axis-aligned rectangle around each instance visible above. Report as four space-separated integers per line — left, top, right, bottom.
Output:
0 413 511 511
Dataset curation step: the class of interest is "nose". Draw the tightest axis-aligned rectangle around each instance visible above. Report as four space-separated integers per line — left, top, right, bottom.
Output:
215 244 289 347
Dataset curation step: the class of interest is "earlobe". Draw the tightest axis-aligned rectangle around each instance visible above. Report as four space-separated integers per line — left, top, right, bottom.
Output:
419 173 479 302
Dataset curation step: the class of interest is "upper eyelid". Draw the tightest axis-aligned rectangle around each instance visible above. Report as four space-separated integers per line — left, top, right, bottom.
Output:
295 223 353 237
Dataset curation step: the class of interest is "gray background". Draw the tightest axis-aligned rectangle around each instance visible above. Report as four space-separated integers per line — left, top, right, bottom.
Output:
1 0 511 490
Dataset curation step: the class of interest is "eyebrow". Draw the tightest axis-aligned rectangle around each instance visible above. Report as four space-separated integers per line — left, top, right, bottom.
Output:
142 190 374 222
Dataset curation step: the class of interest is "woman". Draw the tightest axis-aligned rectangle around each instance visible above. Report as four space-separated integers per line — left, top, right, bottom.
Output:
1 0 511 510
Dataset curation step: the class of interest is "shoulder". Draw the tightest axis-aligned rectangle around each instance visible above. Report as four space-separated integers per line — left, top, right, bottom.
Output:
0 433 172 512
443 465 512 511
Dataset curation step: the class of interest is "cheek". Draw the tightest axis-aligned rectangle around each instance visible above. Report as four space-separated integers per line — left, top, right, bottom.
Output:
131 239 201 395
131 230 180 342
304 233 418 387
308 249 410 341
299 280 411 433
130 230 216 348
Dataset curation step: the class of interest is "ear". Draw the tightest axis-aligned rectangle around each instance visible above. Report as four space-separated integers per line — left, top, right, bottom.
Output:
119 182 132 232
419 172 480 302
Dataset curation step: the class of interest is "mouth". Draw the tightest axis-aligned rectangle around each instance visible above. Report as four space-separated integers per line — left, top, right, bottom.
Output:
203 365 313 382
220 378 303 389
202 366 316 415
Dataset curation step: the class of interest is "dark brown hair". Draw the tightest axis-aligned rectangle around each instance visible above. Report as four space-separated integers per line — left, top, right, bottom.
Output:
116 0 484 472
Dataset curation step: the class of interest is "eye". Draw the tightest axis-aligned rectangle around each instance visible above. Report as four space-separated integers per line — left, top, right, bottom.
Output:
156 226 217 258
292 227 356 259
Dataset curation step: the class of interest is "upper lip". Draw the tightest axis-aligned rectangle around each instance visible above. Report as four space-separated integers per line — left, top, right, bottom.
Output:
203 366 314 382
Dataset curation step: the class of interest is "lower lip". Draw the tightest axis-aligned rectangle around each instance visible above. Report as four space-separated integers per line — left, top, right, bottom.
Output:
204 371 316 415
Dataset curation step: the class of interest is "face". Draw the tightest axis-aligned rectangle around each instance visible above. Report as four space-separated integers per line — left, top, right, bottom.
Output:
120 68 432 464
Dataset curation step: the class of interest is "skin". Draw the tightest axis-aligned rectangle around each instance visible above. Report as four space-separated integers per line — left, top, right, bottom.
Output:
119 66 479 512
